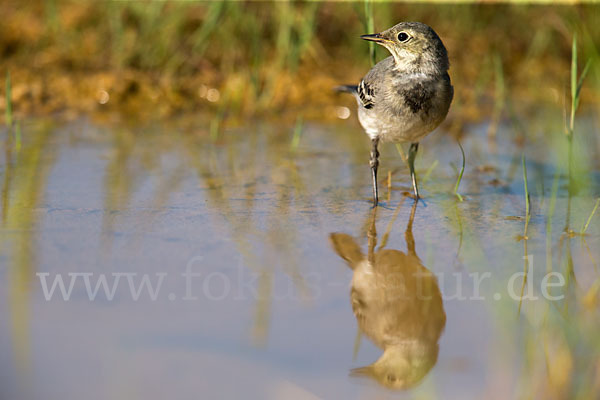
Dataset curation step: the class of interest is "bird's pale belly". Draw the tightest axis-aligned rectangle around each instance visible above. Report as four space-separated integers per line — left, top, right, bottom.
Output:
358 106 443 143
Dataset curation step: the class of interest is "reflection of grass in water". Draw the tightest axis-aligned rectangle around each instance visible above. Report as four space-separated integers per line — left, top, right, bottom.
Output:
522 155 531 232
517 154 530 315
100 129 136 252
14 121 21 152
546 170 560 273
182 137 268 341
99 127 190 253
210 109 225 142
517 34 599 400
290 115 303 152
180 131 315 345
96 123 313 333
421 160 438 185
452 201 464 264
1 114 597 396
1 122 56 378
88 100 597 398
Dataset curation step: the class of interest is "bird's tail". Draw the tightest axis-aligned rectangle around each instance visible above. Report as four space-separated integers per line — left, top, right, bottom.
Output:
334 85 358 94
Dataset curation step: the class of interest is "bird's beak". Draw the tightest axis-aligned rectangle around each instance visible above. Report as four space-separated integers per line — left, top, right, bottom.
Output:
360 33 388 44
350 366 375 378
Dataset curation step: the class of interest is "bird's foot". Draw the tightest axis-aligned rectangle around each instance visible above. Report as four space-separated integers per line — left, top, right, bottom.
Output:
402 191 427 206
367 198 393 210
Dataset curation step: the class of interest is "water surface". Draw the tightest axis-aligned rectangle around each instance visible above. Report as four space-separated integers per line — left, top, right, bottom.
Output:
1 116 599 399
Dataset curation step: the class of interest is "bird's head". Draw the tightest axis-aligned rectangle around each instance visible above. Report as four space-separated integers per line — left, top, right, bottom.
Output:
361 22 449 75
350 341 440 390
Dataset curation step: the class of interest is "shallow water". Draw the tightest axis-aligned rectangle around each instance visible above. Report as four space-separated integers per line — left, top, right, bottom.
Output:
1 116 599 399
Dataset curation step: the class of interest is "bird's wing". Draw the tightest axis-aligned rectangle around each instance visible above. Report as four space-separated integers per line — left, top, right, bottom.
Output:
357 56 395 110
357 79 375 109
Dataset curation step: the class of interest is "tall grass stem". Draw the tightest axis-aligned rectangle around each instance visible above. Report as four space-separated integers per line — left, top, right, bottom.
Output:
5 71 12 128
364 0 375 67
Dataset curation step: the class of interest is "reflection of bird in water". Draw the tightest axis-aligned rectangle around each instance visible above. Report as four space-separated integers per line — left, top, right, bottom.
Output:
330 201 445 390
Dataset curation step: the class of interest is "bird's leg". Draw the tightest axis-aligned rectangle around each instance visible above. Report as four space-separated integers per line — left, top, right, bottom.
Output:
408 142 420 200
369 138 380 206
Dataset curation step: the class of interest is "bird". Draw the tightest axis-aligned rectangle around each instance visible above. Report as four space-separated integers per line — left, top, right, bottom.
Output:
337 22 453 205
329 201 446 389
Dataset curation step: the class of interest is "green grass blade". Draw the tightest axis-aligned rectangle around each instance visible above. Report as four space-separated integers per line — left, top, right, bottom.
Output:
577 59 592 94
569 34 577 135
581 198 600 234
453 141 465 201
574 58 592 112
571 34 577 107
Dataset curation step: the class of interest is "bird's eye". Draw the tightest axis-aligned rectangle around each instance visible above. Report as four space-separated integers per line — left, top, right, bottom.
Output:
397 32 410 42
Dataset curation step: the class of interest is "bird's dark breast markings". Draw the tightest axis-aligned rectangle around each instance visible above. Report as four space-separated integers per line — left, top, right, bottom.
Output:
400 83 434 114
